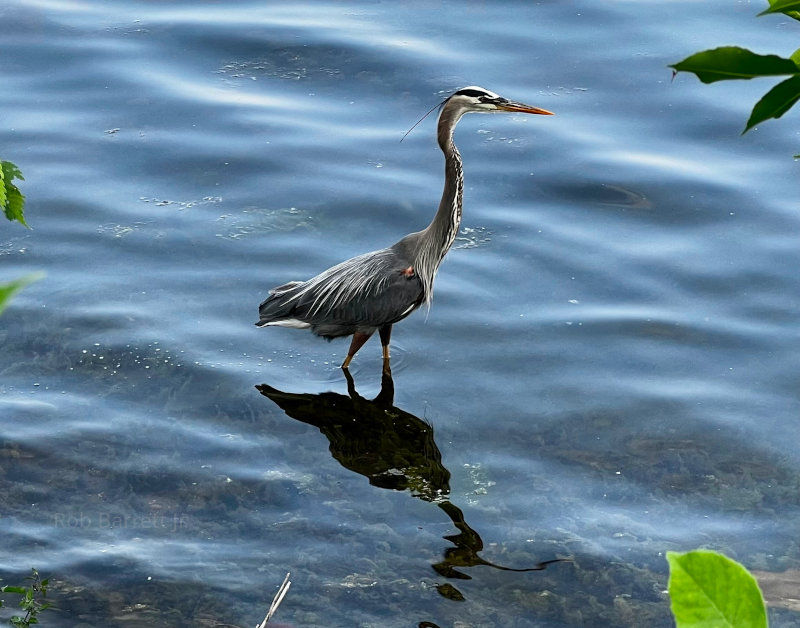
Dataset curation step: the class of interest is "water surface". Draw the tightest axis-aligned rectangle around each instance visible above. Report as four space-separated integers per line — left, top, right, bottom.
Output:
2 1 800 626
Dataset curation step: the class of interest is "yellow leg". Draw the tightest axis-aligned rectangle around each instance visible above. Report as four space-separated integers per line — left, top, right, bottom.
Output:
341 331 371 369
379 325 392 361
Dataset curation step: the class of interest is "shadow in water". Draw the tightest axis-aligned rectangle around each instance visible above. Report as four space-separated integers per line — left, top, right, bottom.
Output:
256 368 563 603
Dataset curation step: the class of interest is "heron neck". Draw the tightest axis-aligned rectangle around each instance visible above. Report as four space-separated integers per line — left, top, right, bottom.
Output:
414 111 464 304
428 133 463 259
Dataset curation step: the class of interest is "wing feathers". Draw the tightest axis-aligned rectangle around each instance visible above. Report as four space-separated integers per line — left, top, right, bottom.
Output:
257 248 424 336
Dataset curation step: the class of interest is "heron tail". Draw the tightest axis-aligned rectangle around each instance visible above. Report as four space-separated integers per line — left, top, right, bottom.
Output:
256 281 310 328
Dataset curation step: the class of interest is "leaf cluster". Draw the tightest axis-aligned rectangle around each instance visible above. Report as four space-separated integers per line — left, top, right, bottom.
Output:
670 1 800 133
1 160 27 227
0 569 52 627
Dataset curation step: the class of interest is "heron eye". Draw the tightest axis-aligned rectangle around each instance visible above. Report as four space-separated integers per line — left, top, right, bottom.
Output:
478 96 505 105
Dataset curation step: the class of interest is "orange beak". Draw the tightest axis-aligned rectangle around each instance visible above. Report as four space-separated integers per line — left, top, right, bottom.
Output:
498 101 554 115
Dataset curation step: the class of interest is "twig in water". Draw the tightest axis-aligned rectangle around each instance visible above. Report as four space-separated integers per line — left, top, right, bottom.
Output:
256 572 291 627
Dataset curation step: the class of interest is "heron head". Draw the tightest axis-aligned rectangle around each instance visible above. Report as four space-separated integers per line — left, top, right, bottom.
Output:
447 86 553 116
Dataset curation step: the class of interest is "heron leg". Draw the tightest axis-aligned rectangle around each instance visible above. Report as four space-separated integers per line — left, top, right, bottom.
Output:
341 331 372 369
379 325 392 360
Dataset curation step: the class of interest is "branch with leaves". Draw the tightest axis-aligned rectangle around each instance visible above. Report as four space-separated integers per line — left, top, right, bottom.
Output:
671 0 800 135
0 569 51 628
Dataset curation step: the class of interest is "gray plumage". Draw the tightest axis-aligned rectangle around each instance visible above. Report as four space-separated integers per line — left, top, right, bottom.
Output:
256 86 553 369
258 244 424 337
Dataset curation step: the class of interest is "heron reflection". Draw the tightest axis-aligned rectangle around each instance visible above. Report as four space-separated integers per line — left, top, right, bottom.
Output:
256 368 562 601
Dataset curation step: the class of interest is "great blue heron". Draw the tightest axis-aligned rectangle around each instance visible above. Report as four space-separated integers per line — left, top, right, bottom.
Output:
256 86 553 369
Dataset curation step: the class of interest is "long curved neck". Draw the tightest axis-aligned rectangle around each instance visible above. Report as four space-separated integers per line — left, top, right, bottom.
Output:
415 105 465 304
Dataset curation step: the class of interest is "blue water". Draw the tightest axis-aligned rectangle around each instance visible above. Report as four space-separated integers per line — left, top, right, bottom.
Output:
3 1 800 626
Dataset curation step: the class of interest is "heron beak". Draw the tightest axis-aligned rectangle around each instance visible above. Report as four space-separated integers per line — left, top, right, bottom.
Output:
498 101 554 115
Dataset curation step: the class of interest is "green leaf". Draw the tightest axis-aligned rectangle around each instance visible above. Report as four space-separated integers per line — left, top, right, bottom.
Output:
744 74 800 132
759 0 800 18
4 182 28 227
0 169 5 210
2 161 24 181
1 587 28 595
1 160 28 227
667 550 768 628
671 46 800 84
0 273 44 316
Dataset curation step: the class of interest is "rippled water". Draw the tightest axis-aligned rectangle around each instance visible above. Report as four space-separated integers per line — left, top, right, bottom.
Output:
3 1 800 627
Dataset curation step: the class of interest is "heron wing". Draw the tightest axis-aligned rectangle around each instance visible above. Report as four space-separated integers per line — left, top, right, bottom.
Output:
262 248 424 337
317 263 424 330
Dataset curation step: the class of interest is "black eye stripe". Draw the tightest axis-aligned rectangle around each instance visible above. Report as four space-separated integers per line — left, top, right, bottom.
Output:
453 88 507 105
454 88 490 98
